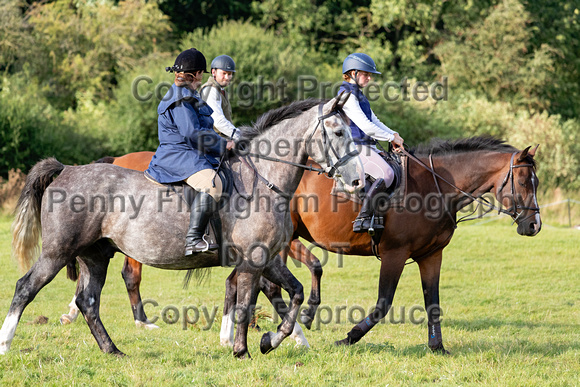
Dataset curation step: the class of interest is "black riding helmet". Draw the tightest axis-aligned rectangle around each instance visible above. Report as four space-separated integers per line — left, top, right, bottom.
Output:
166 48 208 74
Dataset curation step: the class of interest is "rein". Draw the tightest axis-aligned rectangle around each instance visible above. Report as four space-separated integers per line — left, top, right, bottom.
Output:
233 102 359 198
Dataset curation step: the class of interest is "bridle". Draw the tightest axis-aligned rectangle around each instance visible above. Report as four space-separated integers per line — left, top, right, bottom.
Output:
495 152 540 224
398 148 540 265
235 102 359 198
304 103 359 178
401 149 540 226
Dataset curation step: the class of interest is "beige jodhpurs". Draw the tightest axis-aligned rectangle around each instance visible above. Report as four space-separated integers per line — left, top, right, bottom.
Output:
185 169 223 202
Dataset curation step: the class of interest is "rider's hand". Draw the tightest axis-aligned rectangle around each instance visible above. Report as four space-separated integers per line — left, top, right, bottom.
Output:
226 140 235 151
392 133 404 152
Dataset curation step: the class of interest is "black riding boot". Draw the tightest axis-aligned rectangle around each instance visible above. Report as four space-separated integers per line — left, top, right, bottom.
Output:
185 192 217 255
353 178 388 234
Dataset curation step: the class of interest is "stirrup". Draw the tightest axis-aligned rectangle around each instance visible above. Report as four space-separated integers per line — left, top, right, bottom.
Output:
185 238 209 255
353 216 384 234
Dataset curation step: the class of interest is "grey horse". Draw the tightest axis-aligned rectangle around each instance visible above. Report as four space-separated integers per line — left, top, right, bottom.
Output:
0 95 363 358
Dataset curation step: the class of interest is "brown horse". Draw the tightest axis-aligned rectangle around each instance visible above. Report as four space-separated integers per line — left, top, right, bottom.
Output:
61 137 541 354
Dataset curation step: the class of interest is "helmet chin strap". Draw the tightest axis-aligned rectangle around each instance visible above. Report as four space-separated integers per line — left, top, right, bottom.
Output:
347 70 362 88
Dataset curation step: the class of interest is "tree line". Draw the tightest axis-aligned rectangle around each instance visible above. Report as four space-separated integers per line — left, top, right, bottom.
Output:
1 0 579 191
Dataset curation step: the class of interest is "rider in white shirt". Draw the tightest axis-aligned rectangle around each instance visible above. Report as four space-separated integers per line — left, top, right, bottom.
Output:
200 55 240 141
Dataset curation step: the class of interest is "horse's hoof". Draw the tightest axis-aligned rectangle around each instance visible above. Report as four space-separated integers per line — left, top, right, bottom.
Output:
135 320 159 330
111 349 126 358
430 345 451 355
260 332 275 354
299 312 314 330
59 315 72 325
334 337 352 346
220 338 234 348
233 349 251 359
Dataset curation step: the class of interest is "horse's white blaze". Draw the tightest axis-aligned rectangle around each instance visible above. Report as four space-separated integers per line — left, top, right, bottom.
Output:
219 310 234 347
289 322 310 348
0 314 20 354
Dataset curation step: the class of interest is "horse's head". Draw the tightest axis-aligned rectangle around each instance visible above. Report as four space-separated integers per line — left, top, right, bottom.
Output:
305 92 364 193
494 145 541 236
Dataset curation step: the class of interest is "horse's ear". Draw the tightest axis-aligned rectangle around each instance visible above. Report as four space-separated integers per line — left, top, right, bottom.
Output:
518 146 531 162
529 144 539 158
331 91 351 111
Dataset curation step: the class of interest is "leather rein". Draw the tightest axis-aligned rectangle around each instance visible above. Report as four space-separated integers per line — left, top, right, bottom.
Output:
234 103 359 199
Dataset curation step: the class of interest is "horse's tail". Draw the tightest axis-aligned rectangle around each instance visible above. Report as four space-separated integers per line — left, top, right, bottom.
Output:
11 158 65 273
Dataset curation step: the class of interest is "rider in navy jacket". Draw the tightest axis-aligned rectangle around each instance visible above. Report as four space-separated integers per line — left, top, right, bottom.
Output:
146 48 230 256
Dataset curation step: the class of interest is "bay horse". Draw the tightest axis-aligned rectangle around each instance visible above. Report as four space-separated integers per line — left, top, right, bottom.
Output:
0 95 364 358
60 137 541 355
220 137 541 352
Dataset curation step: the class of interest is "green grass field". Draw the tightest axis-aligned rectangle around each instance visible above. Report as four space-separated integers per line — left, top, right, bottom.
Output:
0 214 578 386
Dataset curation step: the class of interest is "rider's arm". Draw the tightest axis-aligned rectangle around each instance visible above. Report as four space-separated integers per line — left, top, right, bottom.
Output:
173 102 227 155
342 94 398 142
203 87 240 141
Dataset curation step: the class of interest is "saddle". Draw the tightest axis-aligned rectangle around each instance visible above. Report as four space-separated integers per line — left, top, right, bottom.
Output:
145 167 233 265
331 151 407 209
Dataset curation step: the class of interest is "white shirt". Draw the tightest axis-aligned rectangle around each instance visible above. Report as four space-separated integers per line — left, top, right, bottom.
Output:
202 86 240 140
342 93 398 142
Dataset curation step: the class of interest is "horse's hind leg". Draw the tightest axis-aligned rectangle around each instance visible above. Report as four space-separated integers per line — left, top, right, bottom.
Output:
259 255 305 354
121 256 157 329
60 294 81 325
287 239 322 330
76 254 123 356
0 253 68 354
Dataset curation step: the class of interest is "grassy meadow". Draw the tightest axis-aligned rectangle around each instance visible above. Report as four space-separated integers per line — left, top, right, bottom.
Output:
0 213 578 386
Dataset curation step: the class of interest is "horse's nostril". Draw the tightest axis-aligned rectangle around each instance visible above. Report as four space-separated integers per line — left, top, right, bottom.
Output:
352 179 360 187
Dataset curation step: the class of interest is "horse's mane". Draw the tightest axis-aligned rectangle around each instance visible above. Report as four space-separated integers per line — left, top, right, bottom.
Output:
412 136 536 167
238 98 326 140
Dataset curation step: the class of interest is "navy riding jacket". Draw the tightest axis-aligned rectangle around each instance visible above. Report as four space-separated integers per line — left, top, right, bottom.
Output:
146 83 227 183
338 81 377 146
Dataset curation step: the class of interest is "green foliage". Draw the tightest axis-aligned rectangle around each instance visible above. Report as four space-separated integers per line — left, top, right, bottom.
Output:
434 0 556 113
24 0 171 109
524 1 580 119
182 20 322 124
0 75 103 176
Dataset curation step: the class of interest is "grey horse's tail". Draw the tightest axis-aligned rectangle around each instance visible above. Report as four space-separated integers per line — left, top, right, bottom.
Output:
11 158 65 273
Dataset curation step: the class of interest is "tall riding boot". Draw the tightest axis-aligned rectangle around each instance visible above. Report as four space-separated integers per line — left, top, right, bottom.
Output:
185 192 218 255
353 178 388 233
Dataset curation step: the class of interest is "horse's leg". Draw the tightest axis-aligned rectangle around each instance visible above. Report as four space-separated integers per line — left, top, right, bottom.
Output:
259 256 305 354
76 254 124 356
220 269 237 348
287 239 322 330
417 250 450 354
121 256 158 329
259 274 310 348
232 268 260 359
335 248 406 346
0 254 67 354
60 294 81 325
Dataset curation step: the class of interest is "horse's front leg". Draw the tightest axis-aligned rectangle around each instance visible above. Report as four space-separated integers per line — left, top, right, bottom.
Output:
232 267 260 359
417 249 450 354
335 248 406 346
121 256 158 329
220 269 238 347
259 255 305 354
